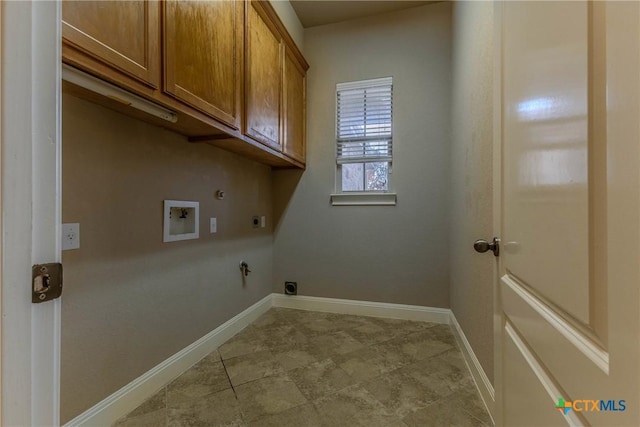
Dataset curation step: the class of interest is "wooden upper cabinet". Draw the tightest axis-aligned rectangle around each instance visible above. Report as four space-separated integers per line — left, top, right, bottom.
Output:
283 46 306 163
245 2 283 150
163 0 243 130
62 1 160 88
62 0 308 168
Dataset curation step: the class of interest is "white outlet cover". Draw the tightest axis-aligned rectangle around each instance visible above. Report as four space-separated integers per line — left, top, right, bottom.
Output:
210 217 217 233
163 200 199 243
61 223 80 251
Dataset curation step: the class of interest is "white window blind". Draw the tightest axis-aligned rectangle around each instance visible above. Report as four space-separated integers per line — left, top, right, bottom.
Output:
336 77 393 165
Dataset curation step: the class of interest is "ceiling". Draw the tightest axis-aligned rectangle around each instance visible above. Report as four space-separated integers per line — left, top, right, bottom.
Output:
290 1 437 28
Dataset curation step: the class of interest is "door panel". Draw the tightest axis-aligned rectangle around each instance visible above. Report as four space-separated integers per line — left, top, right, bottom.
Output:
498 1 640 425
503 324 582 427
503 0 590 326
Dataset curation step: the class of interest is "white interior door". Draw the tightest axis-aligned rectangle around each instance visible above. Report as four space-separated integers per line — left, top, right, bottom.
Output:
495 1 640 426
2 1 62 425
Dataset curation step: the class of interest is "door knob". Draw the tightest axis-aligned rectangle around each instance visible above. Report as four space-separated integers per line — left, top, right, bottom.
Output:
474 237 500 257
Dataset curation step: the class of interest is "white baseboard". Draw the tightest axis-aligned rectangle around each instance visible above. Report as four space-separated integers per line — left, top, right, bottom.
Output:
271 294 451 324
449 312 496 425
64 294 273 427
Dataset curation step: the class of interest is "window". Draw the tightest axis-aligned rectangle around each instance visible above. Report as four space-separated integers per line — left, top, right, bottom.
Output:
336 77 393 194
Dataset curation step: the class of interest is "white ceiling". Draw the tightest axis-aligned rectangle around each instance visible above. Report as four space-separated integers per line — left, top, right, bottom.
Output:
290 1 438 28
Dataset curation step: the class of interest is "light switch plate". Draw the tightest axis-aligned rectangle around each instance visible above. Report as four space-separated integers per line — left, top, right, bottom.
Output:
210 217 217 233
61 223 80 251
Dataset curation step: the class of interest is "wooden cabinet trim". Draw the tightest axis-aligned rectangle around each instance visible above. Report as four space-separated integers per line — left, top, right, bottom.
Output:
282 45 306 164
256 0 309 71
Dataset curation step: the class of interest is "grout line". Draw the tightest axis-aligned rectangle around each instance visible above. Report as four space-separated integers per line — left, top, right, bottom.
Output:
163 387 168 426
219 356 239 400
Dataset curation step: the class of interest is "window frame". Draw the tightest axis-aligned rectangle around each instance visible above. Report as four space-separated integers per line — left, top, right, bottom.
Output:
332 77 396 206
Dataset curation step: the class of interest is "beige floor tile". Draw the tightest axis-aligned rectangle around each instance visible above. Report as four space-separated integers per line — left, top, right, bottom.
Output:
295 314 347 334
437 347 468 369
288 358 356 401
313 384 406 427
167 388 245 427
306 330 365 358
248 403 322 427
167 354 231 406
235 375 308 421
112 389 166 427
281 309 331 324
447 383 492 425
270 342 321 371
425 324 458 346
383 328 455 362
270 307 306 320
370 339 417 367
224 350 285 387
218 329 269 361
402 397 489 427
251 310 292 330
260 324 310 348
362 368 439 418
402 355 471 398
332 346 406 382
343 317 400 345
371 317 437 335
324 313 375 331
114 309 489 427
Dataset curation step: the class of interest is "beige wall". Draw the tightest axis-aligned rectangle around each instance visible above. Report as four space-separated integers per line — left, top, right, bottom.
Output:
273 3 453 307
61 95 274 422
450 1 495 382
271 0 304 51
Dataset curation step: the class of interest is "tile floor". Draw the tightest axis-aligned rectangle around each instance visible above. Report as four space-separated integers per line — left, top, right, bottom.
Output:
114 308 491 427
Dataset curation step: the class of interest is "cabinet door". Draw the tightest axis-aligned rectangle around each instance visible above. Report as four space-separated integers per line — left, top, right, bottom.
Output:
62 1 160 88
245 2 282 150
164 0 243 130
283 47 306 163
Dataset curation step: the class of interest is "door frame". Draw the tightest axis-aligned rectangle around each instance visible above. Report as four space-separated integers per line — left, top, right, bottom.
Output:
2 1 62 425
0 2 3 421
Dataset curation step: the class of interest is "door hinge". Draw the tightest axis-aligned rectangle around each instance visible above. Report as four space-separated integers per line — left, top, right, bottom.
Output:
32 263 63 303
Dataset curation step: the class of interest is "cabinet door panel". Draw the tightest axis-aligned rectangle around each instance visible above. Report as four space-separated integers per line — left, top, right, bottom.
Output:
62 1 159 88
164 0 243 130
283 47 306 163
245 3 282 149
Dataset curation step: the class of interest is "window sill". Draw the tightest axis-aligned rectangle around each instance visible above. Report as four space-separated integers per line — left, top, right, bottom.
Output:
330 192 397 206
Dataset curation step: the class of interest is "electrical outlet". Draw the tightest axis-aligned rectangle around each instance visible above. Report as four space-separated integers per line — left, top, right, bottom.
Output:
61 223 80 251
210 217 217 233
